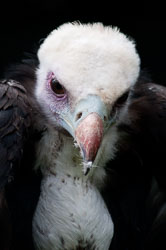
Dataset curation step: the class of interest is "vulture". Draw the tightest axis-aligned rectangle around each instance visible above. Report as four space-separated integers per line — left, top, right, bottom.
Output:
0 22 166 250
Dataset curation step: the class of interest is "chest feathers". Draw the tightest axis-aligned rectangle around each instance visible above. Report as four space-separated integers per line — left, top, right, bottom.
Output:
32 130 114 250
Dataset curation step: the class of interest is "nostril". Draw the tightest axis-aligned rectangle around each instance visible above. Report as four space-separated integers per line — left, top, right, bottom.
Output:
75 112 83 122
104 115 107 121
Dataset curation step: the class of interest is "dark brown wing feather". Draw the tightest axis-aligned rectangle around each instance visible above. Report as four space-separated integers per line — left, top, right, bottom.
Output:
0 79 31 188
2 58 43 250
128 82 166 250
107 80 166 250
128 81 166 189
0 79 32 250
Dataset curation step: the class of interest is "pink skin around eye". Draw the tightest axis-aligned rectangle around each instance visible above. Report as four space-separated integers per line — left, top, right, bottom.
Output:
46 72 68 115
46 72 67 101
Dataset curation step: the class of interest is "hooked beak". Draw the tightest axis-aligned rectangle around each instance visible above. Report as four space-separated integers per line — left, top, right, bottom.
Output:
59 95 111 174
75 112 103 175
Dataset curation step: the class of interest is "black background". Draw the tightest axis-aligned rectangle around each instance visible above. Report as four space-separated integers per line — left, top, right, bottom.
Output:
0 1 165 84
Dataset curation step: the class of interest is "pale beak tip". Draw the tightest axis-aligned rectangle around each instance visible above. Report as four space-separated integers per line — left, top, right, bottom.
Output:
83 161 93 176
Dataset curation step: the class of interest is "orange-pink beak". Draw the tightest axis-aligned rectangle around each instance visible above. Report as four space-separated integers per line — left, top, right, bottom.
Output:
75 112 103 163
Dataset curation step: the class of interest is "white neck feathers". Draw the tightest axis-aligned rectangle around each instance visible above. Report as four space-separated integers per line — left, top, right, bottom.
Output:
33 129 115 250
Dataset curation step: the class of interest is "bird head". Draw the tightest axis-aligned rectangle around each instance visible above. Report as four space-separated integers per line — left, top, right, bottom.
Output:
35 22 140 175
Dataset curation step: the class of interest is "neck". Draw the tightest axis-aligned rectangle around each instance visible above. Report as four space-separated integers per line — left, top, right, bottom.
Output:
33 129 114 250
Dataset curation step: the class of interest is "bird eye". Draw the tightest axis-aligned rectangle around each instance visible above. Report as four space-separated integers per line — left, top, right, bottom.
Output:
50 78 65 96
111 91 129 116
115 91 129 107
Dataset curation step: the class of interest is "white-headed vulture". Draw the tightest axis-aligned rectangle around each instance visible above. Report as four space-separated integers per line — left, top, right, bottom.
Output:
0 22 166 250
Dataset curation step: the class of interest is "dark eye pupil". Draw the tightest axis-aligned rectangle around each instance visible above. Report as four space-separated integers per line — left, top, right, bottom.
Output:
50 78 65 95
111 91 129 116
116 91 129 106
